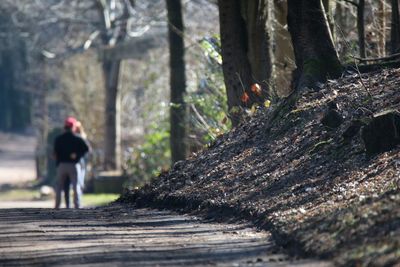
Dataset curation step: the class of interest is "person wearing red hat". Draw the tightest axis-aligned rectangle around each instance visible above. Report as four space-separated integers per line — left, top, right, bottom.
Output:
53 116 89 209
63 120 90 208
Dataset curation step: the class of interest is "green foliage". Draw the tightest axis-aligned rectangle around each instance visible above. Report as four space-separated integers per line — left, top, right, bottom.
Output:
125 121 171 187
125 35 229 186
186 36 230 144
199 36 222 65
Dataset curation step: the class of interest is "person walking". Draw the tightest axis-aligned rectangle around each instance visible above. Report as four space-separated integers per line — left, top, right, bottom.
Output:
54 116 89 209
64 120 90 207
74 121 89 191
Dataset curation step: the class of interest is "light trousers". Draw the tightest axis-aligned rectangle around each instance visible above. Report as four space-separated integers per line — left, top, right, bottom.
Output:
55 163 81 209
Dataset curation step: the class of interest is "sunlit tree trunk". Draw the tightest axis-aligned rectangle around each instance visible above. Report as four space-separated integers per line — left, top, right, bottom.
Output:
391 0 400 54
378 0 386 56
166 0 187 164
287 0 342 90
102 60 121 170
218 0 270 126
96 0 128 171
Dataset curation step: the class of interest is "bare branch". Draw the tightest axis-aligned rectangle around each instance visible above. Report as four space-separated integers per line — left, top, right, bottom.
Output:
352 52 400 62
340 0 359 7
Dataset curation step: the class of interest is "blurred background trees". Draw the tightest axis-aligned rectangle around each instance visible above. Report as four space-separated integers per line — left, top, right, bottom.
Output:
0 0 399 189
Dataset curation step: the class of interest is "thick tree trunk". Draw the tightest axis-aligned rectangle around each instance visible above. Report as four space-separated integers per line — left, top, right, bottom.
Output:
166 0 187 164
273 0 295 96
287 0 342 90
96 0 128 171
102 60 121 170
218 0 270 126
357 0 366 58
391 0 400 54
241 0 272 85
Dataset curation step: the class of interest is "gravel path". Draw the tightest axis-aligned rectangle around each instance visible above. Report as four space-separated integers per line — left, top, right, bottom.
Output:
0 204 331 267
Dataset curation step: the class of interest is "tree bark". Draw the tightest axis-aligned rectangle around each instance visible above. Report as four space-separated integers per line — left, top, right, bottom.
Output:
241 0 272 85
378 0 386 56
335 1 345 32
391 0 400 54
166 0 187 164
357 0 366 58
287 0 342 90
218 0 270 126
96 0 128 171
273 0 295 96
102 60 121 170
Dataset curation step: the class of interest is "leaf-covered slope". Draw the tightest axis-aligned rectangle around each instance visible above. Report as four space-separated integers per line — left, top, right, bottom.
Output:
122 68 400 266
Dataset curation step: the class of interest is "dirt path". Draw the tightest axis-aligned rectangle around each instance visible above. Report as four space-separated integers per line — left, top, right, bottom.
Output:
0 204 330 267
0 134 331 266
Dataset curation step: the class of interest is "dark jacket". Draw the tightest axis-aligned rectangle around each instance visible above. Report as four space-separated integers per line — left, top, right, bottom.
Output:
54 131 89 166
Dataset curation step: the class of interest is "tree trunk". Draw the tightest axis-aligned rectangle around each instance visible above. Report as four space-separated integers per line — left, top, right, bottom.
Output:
273 0 295 96
322 0 335 39
96 0 128 171
391 0 400 54
357 0 366 58
102 60 121 170
287 0 342 90
241 0 272 85
218 0 270 126
0 51 13 130
166 0 187 164
378 0 386 56
334 1 346 33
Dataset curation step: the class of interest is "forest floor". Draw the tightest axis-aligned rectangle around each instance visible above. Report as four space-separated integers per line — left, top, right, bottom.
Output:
122 68 400 266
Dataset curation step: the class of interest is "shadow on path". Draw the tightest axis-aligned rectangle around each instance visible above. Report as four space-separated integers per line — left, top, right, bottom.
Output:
0 204 330 267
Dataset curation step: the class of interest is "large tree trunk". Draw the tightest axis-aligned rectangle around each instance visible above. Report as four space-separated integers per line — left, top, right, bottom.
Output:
218 0 270 126
391 0 400 54
96 0 128 171
273 0 295 96
357 0 366 58
166 0 187 164
102 60 121 170
241 0 272 85
287 0 342 90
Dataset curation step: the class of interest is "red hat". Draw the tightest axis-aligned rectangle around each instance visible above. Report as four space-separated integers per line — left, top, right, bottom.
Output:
64 116 77 129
